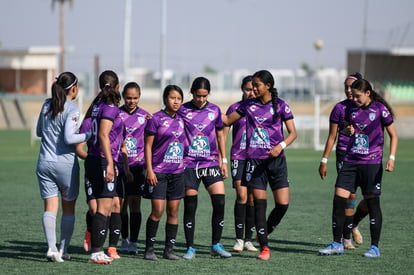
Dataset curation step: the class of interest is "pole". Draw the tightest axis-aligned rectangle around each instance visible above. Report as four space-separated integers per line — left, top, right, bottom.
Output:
59 0 65 73
360 0 368 76
123 0 132 81
160 0 167 107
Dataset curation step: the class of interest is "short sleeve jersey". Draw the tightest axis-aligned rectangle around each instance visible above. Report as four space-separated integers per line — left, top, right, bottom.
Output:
79 117 92 148
87 98 124 161
329 100 355 151
145 110 186 174
226 101 247 160
118 106 149 166
177 101 224 168
237 97 294 159
344 101 394 164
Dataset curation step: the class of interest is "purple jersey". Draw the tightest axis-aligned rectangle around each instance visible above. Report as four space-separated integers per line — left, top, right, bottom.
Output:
329 100 355 151
344 101 394 164
145 110 186 174
226 101 247 160
237 98 294 159
177 101 224 168
119 106 149 166
79 117 93 149
87 98 124 161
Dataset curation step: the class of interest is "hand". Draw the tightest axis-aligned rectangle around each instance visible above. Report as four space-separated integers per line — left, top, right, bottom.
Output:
221 163 228 179
319 163 327 180
146 170 158 186
344 125 355 136
268 144 282 158
104 164 114 183
385 159 394 172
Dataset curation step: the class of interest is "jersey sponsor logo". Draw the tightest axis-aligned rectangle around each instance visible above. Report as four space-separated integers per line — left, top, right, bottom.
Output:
185 222 193 229
285 105 291 114
162 120 170 127
382 110 389 118
194 123 206 132
249 105 257 112
195 167 221 179
351 133 369 154
355 123 367 131
186 112 193 119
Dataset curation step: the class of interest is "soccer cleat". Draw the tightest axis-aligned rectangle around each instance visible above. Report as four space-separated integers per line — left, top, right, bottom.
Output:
163 248 180 260
233 239 244 252
46 248 64 263
257 247 270 260
343 239 356 249
88 251 113 264
107 247 121 259
128 241 138 255
61 253 71 261
210 243 232 258
119 238 129 253
83 229 92 252
244 241 258 252
363 245 380 258
182 246 196 260
318 241 344 256
352 227 363 244
144 247 158 261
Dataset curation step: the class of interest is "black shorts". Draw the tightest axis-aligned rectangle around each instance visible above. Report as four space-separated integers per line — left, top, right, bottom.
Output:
122 165 146 197
242 156 289 191
335 162 383 196
84 176 95 203
230 159 246 183
143 172 185 200
183 166 223 191
335 149 346 174
84 155 118 199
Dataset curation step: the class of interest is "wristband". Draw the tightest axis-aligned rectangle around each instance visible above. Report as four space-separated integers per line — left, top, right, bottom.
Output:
279 141 287 149
320 157 328 164
222 158 228 164
389 155 395 160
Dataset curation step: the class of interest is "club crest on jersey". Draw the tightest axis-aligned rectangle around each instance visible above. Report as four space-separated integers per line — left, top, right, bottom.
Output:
107 182 114 191
138 116 146 124
270 107 274 115
369 113 376 121
71 116 78 122
208 112 215 121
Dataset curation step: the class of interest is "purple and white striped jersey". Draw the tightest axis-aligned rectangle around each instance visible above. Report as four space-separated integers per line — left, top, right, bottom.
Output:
236 97 294 159
329 99 355 151
344 101 394 164
118 106 149 166
145 110 186 174
87 98 124 162
226 101 247 160
177 101 224 168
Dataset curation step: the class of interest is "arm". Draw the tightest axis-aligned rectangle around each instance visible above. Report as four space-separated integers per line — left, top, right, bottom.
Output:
75 142 87 160
99 119 114 183
385 123 398 172
216 127 228 179
64 112 91 144
144 134 157 186
222 110 241 126
121 141 134 183
318 122 339 180
269 118 297 158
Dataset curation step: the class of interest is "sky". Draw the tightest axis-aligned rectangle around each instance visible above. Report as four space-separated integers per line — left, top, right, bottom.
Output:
1 0 414 75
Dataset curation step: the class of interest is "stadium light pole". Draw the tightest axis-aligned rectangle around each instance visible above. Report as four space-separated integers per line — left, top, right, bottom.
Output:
160 0 167 107
360 0 368 76
123 0 132 82
52 0 73 73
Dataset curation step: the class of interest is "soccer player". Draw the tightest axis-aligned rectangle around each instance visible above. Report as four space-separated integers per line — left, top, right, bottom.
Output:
84 70 124 264
178 76 232 260
319 79 398 258
223 70 297 260
223 75 258 252
36 71 91 262
143 85 186 260
117 82 150 255
318 72 368 248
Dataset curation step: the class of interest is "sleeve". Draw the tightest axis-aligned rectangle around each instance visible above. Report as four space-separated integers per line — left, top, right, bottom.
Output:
215 106 224 129
64 108 91 144
36 111 43 138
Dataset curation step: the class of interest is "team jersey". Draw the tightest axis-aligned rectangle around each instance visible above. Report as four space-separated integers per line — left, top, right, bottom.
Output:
87 98 124 161
226 101 247 160
329 100 355 151
344 101 394 164
236 97 294 159
177 101 224 168
36 99 88 163
118 106 149 166
145 110 186 174
79 117 92 148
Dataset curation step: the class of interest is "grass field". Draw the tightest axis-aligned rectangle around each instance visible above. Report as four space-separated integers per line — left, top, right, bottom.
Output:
0 130 413 274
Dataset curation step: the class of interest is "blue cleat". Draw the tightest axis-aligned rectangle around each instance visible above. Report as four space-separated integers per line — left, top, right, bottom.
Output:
210 243 232 258
363 245 380 258
183 246 196 260
318 241 344 256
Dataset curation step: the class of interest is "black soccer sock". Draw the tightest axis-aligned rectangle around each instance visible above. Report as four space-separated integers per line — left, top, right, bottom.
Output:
365 197 382 247
129 212 142 242
108 212 121 247
245 204 255 241
183 195 197 248
91 212 109 253
145 217 159 250
120 213 129 239
343 215 354 239
211 194 225 245
267 203 289 235
332 195 347 243
165 223 178 250
86 211 93 232
254 199 268 248
353 200 369 228
234 201 246 240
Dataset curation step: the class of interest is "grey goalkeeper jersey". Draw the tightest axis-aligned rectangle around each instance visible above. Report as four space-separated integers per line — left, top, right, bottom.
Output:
36 99 89 163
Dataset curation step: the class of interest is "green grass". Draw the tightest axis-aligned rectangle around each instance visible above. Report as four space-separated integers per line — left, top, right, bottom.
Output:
0 130 413 274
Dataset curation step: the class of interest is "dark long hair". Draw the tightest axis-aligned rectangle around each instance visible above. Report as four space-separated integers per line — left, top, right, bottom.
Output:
253 70 279 119
46 71 78 119
190 76 211 94
351 79 395 117
98 70 121 106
